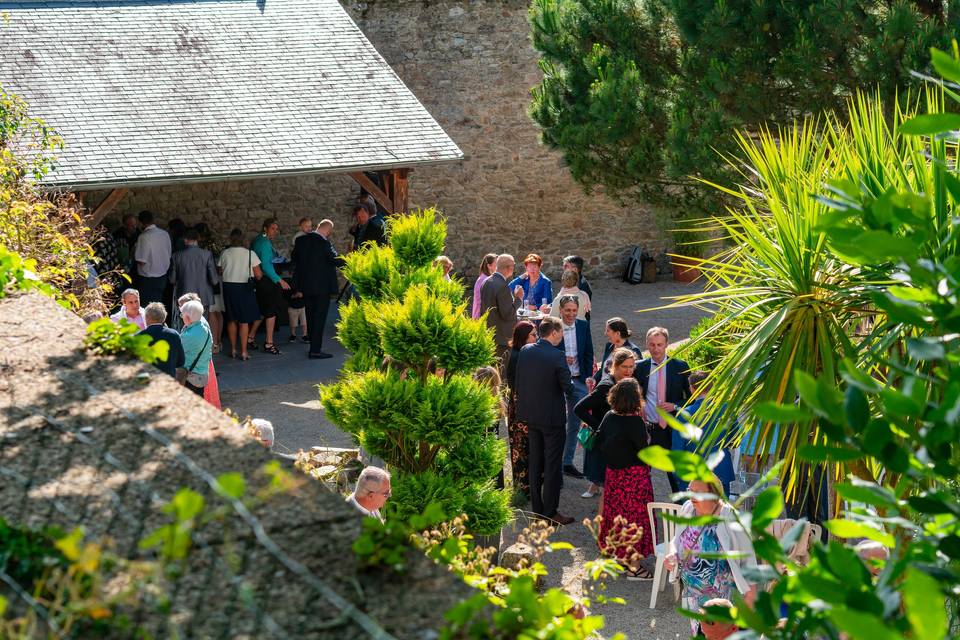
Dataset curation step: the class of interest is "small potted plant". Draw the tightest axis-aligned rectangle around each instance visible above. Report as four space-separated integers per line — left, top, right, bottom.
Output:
670 227 704 282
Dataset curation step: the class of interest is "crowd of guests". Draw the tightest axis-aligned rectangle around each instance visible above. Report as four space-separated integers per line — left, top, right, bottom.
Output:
476 252 766 629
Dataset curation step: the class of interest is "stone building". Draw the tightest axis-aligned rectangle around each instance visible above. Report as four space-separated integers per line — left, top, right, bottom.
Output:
3 0 669 279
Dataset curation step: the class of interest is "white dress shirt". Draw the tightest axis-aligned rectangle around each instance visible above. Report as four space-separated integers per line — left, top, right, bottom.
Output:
644 358 666 423
134 225 172 277
562 321 580 378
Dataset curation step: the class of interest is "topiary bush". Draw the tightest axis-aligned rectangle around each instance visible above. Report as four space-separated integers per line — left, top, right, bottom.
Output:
321 208 510 535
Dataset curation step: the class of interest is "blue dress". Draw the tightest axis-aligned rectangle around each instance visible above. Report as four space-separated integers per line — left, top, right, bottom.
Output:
678 524 737 633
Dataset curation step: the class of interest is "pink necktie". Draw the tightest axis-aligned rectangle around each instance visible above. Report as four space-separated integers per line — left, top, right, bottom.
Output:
657 366 666 428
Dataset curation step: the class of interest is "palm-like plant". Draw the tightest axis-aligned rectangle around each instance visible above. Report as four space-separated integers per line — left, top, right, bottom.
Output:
662 90 959 505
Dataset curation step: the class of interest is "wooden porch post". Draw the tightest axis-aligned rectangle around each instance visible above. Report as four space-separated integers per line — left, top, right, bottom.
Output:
88 188 129 226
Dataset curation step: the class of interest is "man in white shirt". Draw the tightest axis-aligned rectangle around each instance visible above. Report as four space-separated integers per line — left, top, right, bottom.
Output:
133 210 172 305
556 296 594 479
346 466 391 523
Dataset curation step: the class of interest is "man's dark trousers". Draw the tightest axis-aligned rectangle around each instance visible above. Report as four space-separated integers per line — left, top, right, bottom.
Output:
528 423 565 518
647 421 679 493
304 294 331 356
138 274 167 306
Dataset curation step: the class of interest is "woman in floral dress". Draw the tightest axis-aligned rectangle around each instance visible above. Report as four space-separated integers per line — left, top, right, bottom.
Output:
504 320 537 497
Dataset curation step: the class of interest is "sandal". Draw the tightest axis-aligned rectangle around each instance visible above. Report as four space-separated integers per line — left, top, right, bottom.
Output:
241 353 250 361
247 338 258 351
263 343 281 355
623 566 654 581
230 350 238 360
213 343 222 355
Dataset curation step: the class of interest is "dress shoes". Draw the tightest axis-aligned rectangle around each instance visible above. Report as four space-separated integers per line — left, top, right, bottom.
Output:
549 513 575 526
563 465 585 479
308 352 333 359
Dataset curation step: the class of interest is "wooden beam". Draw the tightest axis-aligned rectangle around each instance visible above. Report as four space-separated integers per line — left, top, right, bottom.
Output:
390 168 410 214
89 188 129 226
348 172 394 214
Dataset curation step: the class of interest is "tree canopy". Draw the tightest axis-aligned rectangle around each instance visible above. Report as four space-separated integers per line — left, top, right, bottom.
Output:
529 0 956 214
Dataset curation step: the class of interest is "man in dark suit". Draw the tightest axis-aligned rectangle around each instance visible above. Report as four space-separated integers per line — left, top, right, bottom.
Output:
292 219 340 359
138 302 185 378
635 326 691 493
556 295 594 478
514 316 575 525
479 254 523 366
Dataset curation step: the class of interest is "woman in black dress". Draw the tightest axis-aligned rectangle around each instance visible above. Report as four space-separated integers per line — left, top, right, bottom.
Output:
595 378 655 579
504 320 537 498
574 347 638 498
592 317 644 384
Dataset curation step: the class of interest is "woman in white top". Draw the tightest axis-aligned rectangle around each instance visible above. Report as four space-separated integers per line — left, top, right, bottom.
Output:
218 228 264 360
545 270 591 320
664 474 759 634
109 288 147 330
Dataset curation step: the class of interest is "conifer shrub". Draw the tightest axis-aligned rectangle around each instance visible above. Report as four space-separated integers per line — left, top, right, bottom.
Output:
321 209 510 534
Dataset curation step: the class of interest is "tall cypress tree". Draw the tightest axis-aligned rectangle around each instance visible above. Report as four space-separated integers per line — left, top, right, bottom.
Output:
529 0 953 215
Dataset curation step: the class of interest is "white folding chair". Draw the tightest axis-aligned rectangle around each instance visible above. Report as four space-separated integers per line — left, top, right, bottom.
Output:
647 501 681 609
808 523 823 547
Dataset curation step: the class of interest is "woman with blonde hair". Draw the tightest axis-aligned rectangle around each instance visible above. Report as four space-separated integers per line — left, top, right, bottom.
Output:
665 472 759 632
471 253 498 319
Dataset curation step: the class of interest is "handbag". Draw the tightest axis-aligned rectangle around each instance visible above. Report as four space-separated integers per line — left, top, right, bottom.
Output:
577 425 597 450
179 329 211 387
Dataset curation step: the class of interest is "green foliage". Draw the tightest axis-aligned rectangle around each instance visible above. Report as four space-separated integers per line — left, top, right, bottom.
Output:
335 298 383 362
642 49 960 638
528 0 953 223
459 486 512 538
375 286 494 376
341 243 397 300
353 503 448 573
84 317 170 365
1 86 104 312
0 244 60 302
383 265 465 304
139 488 205 561
388 208 447 270
674 312 726 370
0 518 67 589
323 210 510 535
387 470 466 527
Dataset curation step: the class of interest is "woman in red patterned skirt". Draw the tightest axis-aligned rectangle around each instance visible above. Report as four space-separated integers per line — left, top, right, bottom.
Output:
505 320 537 498
596 378 655 579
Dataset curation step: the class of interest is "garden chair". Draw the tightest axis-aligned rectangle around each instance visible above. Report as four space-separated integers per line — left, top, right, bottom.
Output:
647 501 681 609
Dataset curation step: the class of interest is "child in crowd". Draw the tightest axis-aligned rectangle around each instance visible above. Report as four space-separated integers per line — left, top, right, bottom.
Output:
285 278 308 343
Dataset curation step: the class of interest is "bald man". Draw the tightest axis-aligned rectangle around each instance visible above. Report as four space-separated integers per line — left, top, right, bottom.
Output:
479 254 524 365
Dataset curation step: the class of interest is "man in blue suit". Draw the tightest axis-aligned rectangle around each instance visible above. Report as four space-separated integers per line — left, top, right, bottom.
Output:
556 295 594 478
635 326 691 493
138 302 185 378
515 316 575 525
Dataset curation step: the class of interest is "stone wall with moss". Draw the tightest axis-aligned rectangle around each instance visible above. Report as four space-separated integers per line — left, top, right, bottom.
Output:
93 0 669 278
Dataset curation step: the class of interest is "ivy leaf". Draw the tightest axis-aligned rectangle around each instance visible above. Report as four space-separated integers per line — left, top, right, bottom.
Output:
753 402 812 424
751 487 783 530
903 569 947 640
794 371 843 422
830 610 901 640
835 479 898 509
899 113 960 136
215 472 246 500
825 519 895 547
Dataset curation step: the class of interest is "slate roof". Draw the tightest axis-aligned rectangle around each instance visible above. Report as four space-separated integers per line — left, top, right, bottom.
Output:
0 0 463 189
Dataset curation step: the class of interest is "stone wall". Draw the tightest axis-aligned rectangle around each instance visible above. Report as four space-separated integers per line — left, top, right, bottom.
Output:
94 0 670 278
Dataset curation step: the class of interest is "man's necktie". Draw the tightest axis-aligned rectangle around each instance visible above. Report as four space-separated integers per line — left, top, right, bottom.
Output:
657 366 667 428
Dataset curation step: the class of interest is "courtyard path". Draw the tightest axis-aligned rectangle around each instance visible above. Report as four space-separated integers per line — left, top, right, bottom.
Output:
220 277 707 639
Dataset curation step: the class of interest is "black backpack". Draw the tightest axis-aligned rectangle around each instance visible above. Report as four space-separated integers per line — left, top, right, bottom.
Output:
622 246 644 284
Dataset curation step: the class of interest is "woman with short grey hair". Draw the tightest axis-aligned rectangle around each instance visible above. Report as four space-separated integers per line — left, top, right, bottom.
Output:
179 300 213 396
